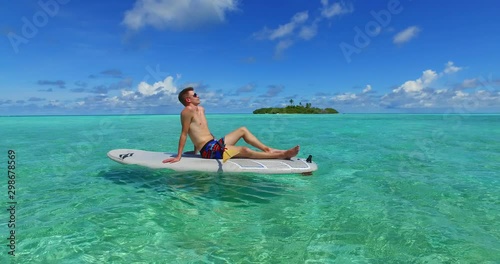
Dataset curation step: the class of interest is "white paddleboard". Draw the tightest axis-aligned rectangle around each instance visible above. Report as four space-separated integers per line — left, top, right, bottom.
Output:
107 149 317 175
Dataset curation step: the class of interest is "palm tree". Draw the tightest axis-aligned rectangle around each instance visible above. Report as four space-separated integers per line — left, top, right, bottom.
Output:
289 99 294 106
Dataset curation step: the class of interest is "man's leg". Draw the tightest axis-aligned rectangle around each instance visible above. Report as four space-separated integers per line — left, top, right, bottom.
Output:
224 126 282 152
226 145 299 159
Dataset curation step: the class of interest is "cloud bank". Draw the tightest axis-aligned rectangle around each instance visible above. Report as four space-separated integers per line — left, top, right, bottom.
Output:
2 62 499 115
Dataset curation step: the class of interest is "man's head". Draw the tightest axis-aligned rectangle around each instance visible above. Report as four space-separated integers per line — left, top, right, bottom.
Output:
178 87 199 106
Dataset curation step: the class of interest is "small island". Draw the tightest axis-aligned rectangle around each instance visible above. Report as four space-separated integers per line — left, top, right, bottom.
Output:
253 101 338 114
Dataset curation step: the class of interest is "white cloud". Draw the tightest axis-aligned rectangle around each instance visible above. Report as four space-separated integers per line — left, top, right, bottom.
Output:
123 0 238 30
254 1 354 58
362 85 372 94
137 76 178 96
253 11 310 57
393 26 421 44
320 0 354 18
436 89 447 94
121 90 135 97
299 24 318 40
325 84 376 108
104 96 122 106
443 61 462 74
333 93 357 101
452 90 468 100
258 1 352 39
393 70 438 93
256 11 309 41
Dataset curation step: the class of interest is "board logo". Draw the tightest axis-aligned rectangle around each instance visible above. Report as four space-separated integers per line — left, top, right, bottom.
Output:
119 153 134 160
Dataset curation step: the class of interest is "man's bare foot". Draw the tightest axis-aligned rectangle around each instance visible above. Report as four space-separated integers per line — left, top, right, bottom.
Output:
282 145 300 159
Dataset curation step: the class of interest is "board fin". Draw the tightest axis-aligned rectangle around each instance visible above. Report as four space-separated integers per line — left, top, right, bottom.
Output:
223 148 239 163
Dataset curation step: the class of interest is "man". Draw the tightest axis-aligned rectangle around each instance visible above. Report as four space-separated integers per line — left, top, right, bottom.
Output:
162 87 300 163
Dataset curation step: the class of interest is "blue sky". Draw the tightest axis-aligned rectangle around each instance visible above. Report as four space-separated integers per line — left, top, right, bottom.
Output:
1 0 499 115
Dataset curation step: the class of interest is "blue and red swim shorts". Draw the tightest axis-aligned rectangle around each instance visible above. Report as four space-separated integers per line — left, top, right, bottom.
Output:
200 137 225 159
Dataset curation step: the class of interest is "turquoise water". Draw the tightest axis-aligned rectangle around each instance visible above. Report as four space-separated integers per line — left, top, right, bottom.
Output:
1 114 499 263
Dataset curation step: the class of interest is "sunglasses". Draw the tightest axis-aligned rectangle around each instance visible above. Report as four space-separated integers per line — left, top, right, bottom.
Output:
192 93 198 98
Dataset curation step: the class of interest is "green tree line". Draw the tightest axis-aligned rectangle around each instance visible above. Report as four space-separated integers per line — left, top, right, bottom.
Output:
253 102 338 114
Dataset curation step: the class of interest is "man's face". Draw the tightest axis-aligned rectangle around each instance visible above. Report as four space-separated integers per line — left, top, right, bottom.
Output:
187 91 200 104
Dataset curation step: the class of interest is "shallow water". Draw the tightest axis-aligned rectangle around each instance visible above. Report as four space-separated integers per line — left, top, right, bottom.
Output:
1 114 499 263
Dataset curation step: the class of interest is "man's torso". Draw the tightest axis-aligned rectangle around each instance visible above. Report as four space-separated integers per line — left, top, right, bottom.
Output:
186 106 215 152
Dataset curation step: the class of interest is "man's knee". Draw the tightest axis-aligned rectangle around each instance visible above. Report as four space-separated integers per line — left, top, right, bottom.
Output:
239 146 250 155
239 126 248 133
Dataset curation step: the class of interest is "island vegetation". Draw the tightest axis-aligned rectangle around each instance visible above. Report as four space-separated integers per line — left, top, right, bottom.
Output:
253 100 338 114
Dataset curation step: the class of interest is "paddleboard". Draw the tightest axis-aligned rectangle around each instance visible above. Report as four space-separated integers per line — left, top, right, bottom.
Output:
107 149 317 175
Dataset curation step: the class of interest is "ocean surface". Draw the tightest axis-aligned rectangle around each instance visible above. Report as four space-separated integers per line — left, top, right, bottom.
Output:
1 114 499 263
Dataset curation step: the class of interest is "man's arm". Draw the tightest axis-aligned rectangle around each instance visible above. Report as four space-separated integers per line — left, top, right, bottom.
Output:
162 108 193 163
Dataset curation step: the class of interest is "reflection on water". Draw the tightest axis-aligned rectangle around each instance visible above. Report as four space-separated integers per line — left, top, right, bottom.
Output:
100 166 290 206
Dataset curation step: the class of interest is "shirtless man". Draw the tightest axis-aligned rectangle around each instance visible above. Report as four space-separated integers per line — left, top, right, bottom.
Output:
162 87 300 163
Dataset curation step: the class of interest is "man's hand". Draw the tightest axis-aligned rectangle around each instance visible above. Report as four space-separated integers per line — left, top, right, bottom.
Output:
162 156 181 163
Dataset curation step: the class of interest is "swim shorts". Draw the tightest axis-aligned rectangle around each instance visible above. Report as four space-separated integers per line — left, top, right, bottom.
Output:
200 137 225 159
